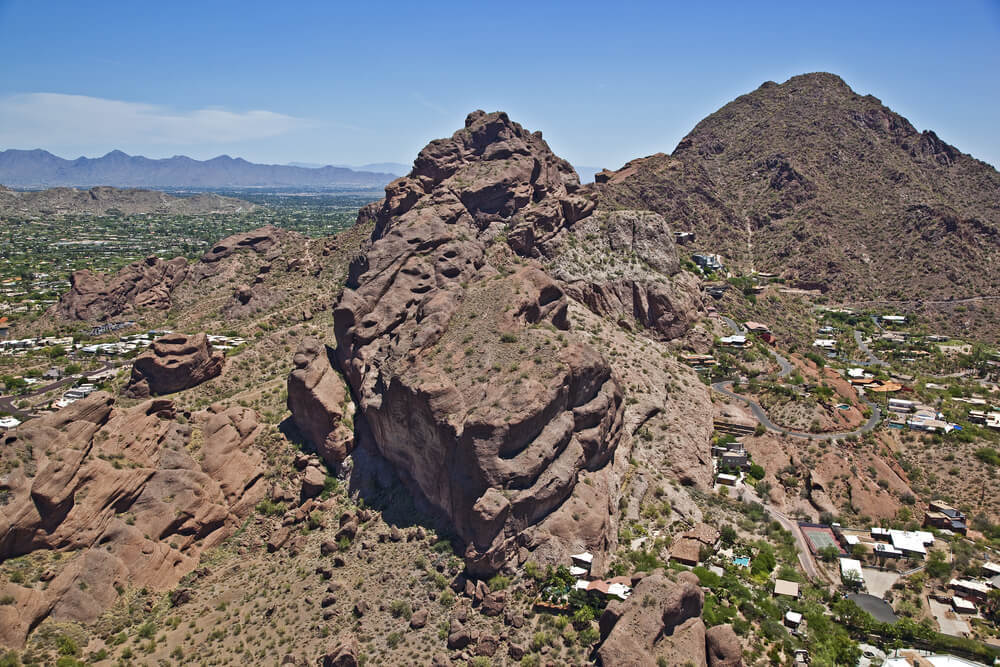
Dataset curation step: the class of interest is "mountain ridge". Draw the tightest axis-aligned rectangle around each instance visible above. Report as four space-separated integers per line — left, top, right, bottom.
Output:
596 71 1000 337
0 184 256 216
0 148 396 188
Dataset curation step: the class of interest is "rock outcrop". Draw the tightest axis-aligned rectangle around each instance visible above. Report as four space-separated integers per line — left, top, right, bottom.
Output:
53 256 188 321
286 338 355 468
327 111 627 574
597 571 714 666
706 624 744 667
125 332 224 397
550 209 703 340
51 225 298 322
0 394 267 646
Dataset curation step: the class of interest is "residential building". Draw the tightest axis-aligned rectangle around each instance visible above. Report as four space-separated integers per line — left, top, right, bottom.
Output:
774 579 800 599
719 335 751 349
949 578 990 603
813 339 836 351
692 253 723 272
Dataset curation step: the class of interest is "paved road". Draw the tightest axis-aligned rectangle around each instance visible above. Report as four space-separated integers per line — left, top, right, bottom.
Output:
714 316 881 439
0 361 123 421
740 484 821 581
854 329 888 367
712 380 882 440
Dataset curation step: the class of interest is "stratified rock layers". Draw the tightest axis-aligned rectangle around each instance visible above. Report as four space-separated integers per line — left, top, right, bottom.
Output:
332 112 627 574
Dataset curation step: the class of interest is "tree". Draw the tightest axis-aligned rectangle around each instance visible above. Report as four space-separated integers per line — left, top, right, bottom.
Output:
925 549 951 580
818 545 841 562
748 463 765 480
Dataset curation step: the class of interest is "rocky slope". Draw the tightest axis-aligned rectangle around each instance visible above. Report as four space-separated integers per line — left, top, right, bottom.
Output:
50 224 294 321
289 110 710 578
0 184 255 216
597 72 1000 336
0 394 268 647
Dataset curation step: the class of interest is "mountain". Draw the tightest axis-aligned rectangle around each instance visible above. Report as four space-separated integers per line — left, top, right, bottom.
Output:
0 149 396 188
0 184 255 216
597 72 1000 333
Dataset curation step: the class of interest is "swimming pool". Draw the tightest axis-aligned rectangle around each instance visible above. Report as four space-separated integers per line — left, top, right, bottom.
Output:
732 556 750 567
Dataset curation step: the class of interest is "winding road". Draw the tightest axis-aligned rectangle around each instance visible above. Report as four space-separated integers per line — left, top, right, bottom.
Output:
854 329 888 367
740 483 821 581
713 317 882 440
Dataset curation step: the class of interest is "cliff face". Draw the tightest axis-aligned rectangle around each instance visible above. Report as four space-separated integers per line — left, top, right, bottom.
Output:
313 111 709 574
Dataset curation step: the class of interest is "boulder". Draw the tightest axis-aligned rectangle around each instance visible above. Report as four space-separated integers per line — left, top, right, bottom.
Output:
410 607 428 629
301 465 327 499
322 637 359 667
286 338 355 468
705 624 743 667
125 332 224 397
597 571 707 667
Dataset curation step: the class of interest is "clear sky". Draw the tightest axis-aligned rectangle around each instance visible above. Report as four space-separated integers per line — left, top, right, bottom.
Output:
1 0 998 170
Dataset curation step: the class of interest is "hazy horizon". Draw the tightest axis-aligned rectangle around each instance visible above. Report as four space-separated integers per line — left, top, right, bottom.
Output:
1 1 998 171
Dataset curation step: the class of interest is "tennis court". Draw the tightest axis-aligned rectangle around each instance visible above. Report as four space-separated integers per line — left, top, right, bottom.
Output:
799 524 844 555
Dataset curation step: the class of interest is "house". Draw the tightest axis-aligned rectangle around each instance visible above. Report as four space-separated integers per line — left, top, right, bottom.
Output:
0 416 21 429
570 552 593 573
923 502 967 535
839 558 865 588
784 610 803 629
881 315 907 325
0 316 8 339
719 335 751 349
886 529 935 558
774 579 800 599
669 538 703 566
720 451 749 470
812 339 836 351
982 562 1000 578
744 321 770 334
675 231 695 245
692 253 724 272
680 354 716 369
42 367 63 381
716 473 739 486
951 596 977 614
888 399 915 413
949 578 990 603
670 524 720 566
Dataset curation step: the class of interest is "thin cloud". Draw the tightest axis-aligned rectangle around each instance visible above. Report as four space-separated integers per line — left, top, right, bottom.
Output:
0 92 313 148
412 92 449 117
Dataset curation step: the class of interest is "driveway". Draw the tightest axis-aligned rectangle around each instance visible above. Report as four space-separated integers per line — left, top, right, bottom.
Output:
928 598 970 637
861 567 899 598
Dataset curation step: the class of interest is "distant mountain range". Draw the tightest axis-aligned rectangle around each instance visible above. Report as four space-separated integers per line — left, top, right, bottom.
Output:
0 149 396 189
293 161 605 182
0 184 255 217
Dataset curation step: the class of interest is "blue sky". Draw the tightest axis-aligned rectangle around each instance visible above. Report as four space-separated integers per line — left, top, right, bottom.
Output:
1 0 998 170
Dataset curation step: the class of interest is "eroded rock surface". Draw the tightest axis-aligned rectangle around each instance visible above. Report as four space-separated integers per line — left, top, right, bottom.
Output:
597 571 708 667
53 256 188 321
286 337 355 468
0 394 267 646
126 332 224 397
329 111 628 574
